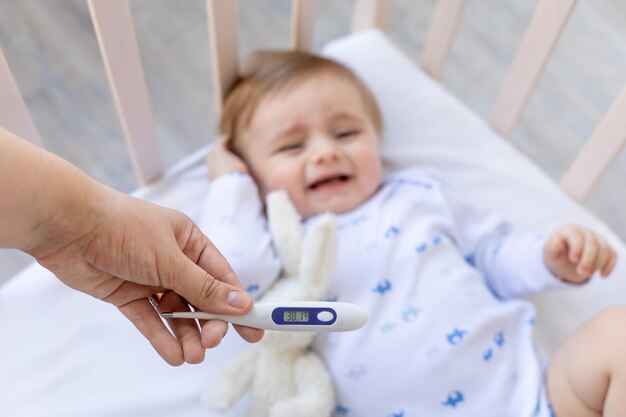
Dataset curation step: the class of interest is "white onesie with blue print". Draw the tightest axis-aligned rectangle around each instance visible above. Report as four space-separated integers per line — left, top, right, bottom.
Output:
200 168 567 417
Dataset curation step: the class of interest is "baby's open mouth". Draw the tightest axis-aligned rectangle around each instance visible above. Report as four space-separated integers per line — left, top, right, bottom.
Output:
309 175 351 190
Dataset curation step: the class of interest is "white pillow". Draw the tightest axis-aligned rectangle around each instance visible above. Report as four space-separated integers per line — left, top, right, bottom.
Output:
0 29 623 417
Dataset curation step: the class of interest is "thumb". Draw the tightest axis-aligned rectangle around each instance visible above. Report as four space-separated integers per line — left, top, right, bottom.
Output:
169 252 253 314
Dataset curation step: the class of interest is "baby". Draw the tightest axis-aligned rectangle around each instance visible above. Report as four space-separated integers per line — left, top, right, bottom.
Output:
200 50 623 416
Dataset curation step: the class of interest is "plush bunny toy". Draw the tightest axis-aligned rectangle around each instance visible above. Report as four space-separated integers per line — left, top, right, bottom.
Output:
202 190 336 417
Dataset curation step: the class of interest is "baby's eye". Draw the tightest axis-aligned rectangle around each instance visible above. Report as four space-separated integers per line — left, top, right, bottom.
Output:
277 142 303 152
335 130 359 139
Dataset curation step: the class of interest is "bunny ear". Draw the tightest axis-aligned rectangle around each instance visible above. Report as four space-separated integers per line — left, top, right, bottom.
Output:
266 190 302 277
299 214 337 299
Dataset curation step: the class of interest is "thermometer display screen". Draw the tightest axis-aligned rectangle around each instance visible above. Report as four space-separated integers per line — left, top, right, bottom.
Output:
283 310 309 323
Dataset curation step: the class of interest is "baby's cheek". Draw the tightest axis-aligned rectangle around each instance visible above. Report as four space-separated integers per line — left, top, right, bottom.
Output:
268 173 311 215
265 171 302 200
360 154 383 186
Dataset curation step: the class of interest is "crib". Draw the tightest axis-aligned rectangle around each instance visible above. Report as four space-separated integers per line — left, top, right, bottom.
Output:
1 0 625 416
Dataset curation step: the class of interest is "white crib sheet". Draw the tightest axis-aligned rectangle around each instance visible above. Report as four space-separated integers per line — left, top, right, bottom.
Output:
1 29 624 417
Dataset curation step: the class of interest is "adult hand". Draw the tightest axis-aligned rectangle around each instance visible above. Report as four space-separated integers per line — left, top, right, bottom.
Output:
1 128 263 366
32 189 264 365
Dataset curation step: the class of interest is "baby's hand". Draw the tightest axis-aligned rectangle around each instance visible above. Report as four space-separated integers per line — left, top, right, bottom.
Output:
206 136 249 180
544 224 618 284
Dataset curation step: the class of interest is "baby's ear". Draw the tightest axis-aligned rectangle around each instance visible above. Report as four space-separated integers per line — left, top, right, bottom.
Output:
266 190 302 277
223 135 238 153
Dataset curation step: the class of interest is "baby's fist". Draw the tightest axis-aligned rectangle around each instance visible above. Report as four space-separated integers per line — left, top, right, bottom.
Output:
206 136 249 180
544 224 617 284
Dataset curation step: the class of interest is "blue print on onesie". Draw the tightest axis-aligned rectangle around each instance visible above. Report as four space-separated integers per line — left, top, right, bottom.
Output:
446 328 468 345
416 242 428 253
394 177 434 190
245 283 260 293
482 330 506 361
442 390 464 408
372 278 392 295
401 306 420 322
338 214 369 231
415 235 443 255
384 225 400 238
380 322 396 334
494 331 505 347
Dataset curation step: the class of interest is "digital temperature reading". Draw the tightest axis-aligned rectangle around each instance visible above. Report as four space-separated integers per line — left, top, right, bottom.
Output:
283 310 309 323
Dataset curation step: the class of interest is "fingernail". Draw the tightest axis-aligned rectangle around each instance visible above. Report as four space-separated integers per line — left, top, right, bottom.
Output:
228 291 251 309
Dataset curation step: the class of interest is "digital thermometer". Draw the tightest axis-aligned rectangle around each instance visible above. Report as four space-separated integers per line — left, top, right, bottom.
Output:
160 301 367 332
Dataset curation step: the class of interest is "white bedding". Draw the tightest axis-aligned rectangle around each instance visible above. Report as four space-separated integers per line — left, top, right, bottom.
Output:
1 29 624 416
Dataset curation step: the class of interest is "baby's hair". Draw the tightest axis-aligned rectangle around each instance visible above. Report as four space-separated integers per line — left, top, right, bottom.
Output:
219 50 382 153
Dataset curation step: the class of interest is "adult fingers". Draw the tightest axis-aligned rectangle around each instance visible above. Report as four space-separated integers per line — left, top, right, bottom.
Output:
200 319 229 349
233 324 265 343
188 238 263 342
118 298 185 366
182 301 228 349
157 291 205 364
167 250 252 316
92 274 188 365
195 236 247 289
194 244 264 342
199 322 263 346
168 216 262 345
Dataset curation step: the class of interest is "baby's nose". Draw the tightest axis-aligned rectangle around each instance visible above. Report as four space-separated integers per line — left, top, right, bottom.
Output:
311 139 340 164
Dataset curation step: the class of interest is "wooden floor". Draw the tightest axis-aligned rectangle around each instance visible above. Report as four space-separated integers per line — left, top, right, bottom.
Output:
1 0 625 285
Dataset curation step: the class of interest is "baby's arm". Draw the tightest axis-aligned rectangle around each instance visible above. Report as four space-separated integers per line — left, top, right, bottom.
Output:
199 141 282 298
476 224 618 297
443 190 574 298
543 224 617 283
475 228 570 298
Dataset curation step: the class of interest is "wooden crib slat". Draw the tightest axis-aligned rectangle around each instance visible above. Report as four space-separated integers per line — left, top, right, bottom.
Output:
489 0 576 138
291 0 317 52
88 0 163 185
420 0 467 80
560 86 626 201
0 49 44 147
207 0 239 115
352 0 393 33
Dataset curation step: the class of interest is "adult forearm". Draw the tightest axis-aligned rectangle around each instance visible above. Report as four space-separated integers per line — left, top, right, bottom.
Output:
0 126 105 253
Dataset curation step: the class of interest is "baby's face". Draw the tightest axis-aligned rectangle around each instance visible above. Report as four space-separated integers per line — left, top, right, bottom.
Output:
238 72 383 219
